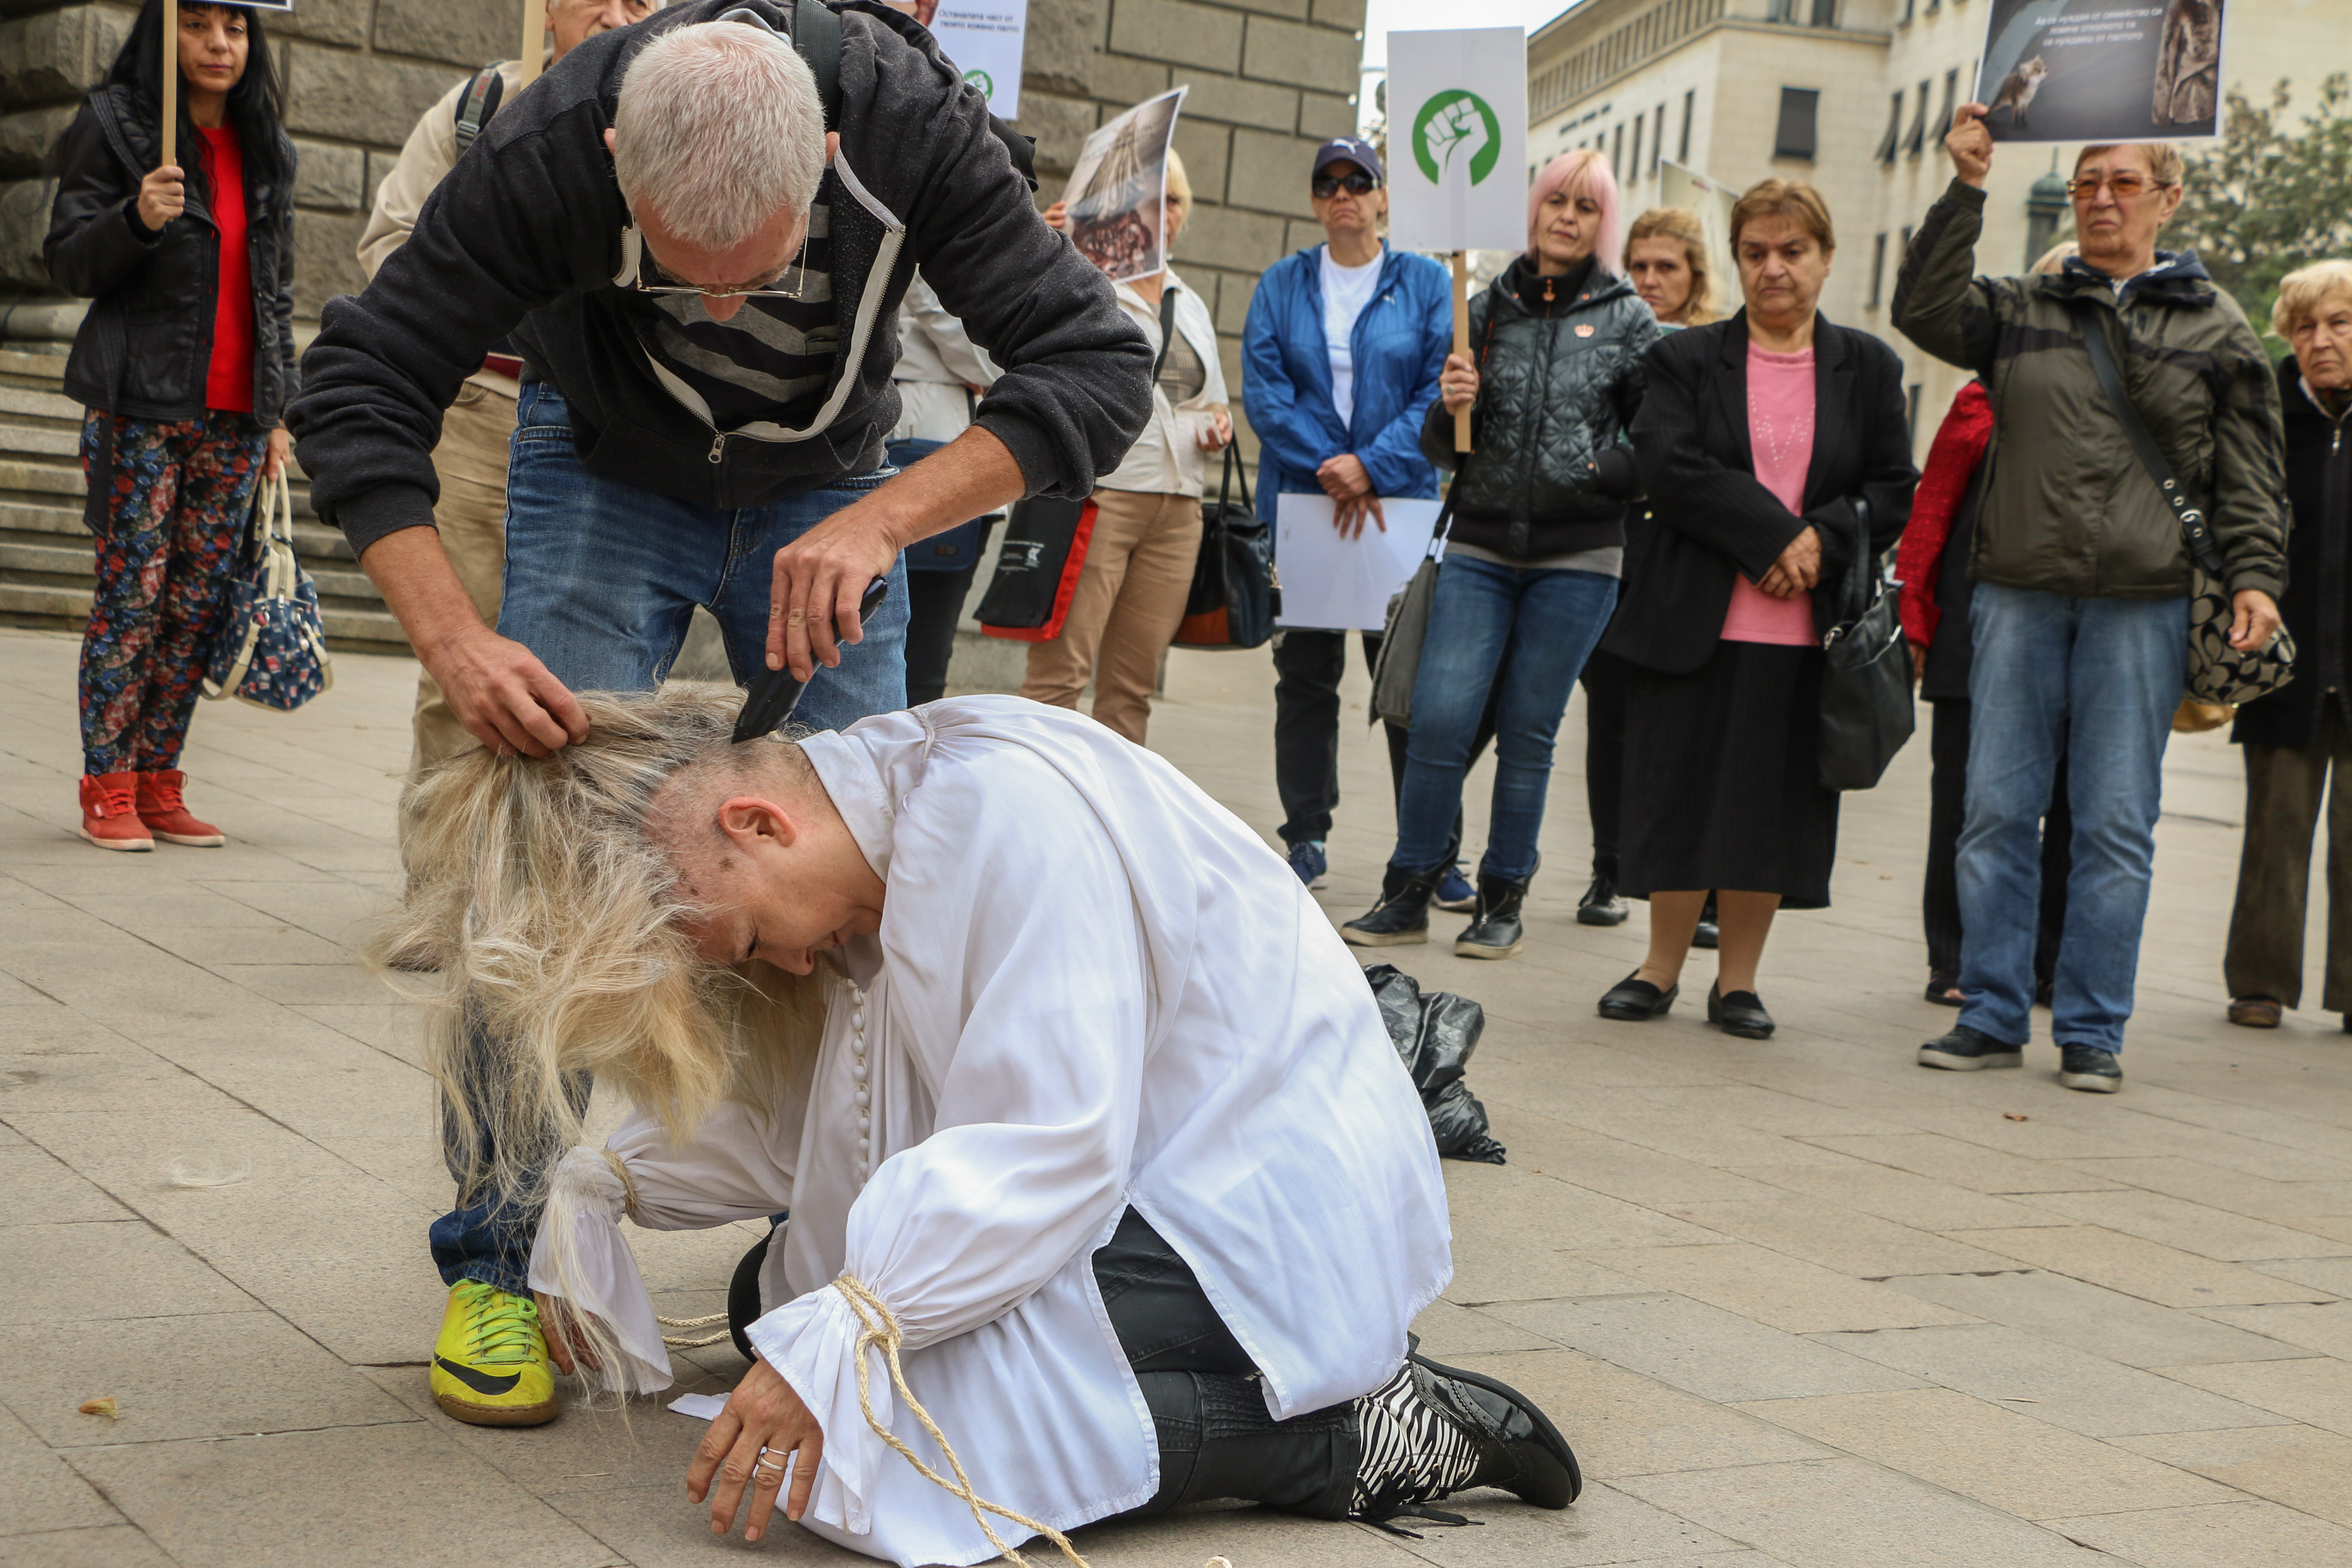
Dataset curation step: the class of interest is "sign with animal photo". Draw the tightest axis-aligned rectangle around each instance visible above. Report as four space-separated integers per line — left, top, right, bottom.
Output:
1060 87 1185 284
1974 0 2225 144
1385 28 1530 254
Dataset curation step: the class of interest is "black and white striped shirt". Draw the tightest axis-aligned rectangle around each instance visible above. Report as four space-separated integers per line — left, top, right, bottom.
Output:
640 202 841 428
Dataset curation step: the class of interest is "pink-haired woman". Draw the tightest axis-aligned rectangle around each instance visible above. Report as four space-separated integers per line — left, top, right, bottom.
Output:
1341 150 1659 959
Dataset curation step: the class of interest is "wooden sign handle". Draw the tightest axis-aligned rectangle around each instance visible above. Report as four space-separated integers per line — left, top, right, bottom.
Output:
159 0 177 170
518 0 548 89
1451 250 1471 454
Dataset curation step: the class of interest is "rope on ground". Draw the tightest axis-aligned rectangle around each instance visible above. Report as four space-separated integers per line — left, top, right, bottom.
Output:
657 1309 730 1348
835 1274 1092 1568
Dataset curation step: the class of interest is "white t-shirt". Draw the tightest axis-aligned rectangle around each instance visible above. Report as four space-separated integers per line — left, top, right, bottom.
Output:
1320 244 1385 427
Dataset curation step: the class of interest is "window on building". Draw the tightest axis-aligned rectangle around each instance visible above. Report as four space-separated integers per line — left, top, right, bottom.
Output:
1612 121 1625 174
1938 67 1959 142
1811 0 1838 25
1679 89 1695 164
1774 87 1819 160
1905 78 1931 154
1876 90 1903 163
1900 0 1917 22
1630 115 1643 183
1653 103 1667 175
1869 233 1887 307
1767 0 1798 22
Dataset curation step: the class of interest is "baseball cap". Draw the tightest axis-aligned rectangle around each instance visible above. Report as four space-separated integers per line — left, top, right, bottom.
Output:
1312 136 1384 185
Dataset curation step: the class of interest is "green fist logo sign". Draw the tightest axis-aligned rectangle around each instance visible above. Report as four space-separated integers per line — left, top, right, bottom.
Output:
1412 89 1501 186
963 68 994 98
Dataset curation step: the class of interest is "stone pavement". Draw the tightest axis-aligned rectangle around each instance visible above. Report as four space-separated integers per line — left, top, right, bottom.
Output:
3 622 2351 1568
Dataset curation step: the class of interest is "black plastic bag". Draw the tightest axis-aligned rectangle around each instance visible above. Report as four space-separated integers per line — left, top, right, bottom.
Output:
1362 964 1506 1165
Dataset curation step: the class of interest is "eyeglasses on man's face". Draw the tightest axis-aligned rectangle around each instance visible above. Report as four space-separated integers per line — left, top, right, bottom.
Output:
631 241 813 302
1313 170 1378 199
2064 172 2171 201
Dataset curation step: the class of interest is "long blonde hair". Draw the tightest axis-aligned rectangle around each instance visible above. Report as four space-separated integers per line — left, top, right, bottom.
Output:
375 686 824 1276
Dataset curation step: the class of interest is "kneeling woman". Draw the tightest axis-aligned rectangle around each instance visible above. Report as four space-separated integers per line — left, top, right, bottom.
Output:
384 689 1577 1562
1596 180 1914 1037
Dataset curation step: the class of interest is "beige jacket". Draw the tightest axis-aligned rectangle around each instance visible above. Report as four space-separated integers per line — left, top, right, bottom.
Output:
357 60 535 398
1098 266 1228 498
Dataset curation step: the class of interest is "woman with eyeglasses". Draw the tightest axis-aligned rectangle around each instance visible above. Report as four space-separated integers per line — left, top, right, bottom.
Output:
1896 118 2287 1093
1341 149 1658 961
1031 149 1232 745
45 0 295 852
1241 137 1455 895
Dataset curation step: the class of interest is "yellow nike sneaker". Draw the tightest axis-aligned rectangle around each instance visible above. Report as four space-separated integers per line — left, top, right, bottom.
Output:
430 1280 559 1427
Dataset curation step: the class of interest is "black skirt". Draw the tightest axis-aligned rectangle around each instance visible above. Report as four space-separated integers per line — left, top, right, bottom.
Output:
1620 640 1841 909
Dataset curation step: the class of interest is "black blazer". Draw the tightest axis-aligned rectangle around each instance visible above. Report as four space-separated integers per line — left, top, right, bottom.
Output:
2232 355 2349 750
1604 311 1918 674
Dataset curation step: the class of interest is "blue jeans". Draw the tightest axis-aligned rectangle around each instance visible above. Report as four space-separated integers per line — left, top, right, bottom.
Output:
429 384 910 1294
1956 584 2187 1053
1393 556 1618 882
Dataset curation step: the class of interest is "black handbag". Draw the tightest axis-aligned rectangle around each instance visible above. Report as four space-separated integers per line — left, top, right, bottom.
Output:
1818 498 1916 791
2066 298 2295 707
1173 445 1279 650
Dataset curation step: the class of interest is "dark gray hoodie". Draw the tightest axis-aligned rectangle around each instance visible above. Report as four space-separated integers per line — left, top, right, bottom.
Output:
289 0 1151 558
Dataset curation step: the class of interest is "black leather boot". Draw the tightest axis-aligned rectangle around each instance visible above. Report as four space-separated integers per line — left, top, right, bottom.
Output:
1341 864 1444 947
1454 871 1530 959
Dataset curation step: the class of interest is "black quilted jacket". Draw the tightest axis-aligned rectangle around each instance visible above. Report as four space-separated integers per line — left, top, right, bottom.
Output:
1421 256 1660 558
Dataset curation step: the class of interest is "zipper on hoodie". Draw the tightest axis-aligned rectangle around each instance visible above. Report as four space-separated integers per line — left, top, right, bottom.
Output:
707 433 726 464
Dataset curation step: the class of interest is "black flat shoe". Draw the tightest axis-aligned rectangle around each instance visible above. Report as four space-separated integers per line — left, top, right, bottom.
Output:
1598 972 1677 1020
1707 983 1774 1038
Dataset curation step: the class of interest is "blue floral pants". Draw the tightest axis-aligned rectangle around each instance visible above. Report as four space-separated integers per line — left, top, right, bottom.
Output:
77 410 266 776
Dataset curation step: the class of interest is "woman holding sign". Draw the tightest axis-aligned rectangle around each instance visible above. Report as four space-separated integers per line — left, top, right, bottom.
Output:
46 0 295 851
1341 149 1657 961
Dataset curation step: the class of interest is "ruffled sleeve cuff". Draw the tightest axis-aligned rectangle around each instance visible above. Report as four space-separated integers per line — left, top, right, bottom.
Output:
526 1146 673 1394
744 1283 894 1538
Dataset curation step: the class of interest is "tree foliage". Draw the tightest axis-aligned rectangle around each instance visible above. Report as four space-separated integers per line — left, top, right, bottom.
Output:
2171 74 2352 334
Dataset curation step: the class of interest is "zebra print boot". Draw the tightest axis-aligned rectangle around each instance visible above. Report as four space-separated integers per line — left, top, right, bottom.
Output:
1349 1349 1582 1531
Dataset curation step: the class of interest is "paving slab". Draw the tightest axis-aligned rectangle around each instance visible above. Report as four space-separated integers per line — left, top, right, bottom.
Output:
0 1220 257 1328
2158 1355 2352 1437
1882 1268 2318 1369
1571 1244 1978 1334
1796 1133 2132 1194
1723 1161 2068 1232
0 1525 181 1566
1489 1295 1928 1404
1654 1196 2022 1278
2116 1423 2352 1528
2194 1300 2352 1359
2043 1499 2352 1566
2018 1188 2352 1263
1951 1225 2342 1308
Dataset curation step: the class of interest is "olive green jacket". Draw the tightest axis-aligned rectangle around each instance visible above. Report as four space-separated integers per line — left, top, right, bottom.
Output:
1892 179 2285 600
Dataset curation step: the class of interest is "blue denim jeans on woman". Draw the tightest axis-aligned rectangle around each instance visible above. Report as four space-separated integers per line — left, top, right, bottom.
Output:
1392 555 1618 883
429 383 911 1294
1956 583 2187 1054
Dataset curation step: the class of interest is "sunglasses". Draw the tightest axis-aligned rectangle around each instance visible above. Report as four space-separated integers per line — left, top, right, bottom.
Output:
2063 173 2172 200
1313 170 1378 199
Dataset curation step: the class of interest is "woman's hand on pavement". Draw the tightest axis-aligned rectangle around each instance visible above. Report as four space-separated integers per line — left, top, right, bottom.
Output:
687 1357 825 1541
1438 352 1479 416
136 165 185 231
263 427 291 479
1757 525 1822 599
2230 588 2284 652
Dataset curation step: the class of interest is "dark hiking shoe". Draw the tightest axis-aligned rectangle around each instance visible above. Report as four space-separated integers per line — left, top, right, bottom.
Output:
1575 874 1628 926
1918 1025 2025 1071
1455 872 1531 959
1707 983 1775 1039
1342 864 1444 948
1598 973 1678 1020
1349 1351 1581 1534
2058 1044 2123 1092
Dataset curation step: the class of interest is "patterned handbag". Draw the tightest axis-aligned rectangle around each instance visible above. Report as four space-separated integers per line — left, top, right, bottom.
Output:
203 470 333 710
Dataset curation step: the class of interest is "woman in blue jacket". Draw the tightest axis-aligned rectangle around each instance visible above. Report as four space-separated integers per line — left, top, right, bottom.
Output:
1243 136 1454 893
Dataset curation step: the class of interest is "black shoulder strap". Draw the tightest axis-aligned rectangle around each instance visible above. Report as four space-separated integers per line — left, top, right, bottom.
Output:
453 63 506 152
794 0 844 131
1151 287 1178 381
2064 296 2220 572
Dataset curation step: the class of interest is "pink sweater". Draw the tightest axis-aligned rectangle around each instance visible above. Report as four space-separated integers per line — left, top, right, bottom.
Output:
1720 343 1817 646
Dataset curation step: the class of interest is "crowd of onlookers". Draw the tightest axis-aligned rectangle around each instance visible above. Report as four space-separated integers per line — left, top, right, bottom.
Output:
43 0 2352 1104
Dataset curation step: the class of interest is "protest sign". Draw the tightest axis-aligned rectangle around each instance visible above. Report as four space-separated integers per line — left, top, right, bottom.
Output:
1274 496 1441 632
1386 28 1527 453
932 0 1029 120
1062 87 1185 285
1975 0 2225 144
1660 162 1737 295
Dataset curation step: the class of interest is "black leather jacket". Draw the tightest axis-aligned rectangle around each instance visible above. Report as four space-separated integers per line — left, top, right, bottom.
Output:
44 83 297 425
1421 256 1659 559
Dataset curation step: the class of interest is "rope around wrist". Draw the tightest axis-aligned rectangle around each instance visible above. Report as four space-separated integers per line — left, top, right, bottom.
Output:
834 1274 1091 1568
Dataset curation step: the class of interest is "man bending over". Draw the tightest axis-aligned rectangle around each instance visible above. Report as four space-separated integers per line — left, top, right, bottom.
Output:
382 691 1578 1562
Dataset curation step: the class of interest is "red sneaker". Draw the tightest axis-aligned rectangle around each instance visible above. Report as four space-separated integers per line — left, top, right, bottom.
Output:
79 772 154 851
136 770 225 847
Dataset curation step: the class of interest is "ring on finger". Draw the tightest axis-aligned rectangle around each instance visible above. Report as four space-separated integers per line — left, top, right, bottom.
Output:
753 1445 789 1481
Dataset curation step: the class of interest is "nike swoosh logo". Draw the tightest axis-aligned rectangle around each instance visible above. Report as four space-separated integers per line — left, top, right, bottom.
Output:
435 1357 523 1396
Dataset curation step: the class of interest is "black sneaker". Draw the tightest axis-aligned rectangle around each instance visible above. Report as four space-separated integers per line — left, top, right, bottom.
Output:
1918 1025 2024 1071
2058 1044 2123 1093
1692 893 1720 950
1575 874 1628 926
1341 864 1443 948
1455 871 1530 960
1349 1351 1580 1534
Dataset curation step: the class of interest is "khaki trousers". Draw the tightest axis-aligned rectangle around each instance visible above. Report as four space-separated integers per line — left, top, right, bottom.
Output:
2224 703 2352 1012
409 383 516 774
1020 487 1201 745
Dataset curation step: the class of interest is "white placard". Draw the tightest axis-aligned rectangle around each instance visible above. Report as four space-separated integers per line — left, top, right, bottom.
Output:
1275 495 1444 632
932 0 1028 120
1384 28 1530 254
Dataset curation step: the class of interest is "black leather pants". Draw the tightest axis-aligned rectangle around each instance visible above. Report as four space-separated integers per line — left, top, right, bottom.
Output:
726 1208 1358 1519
